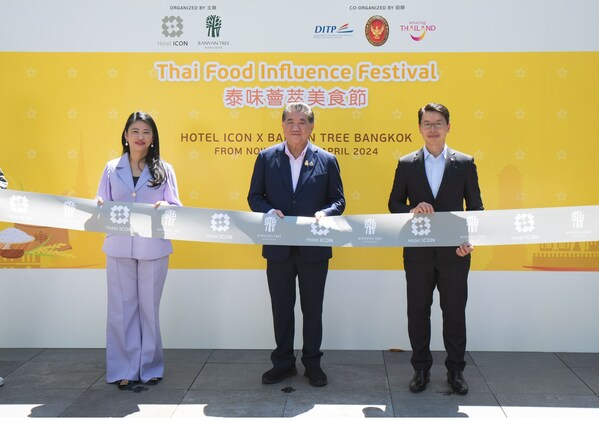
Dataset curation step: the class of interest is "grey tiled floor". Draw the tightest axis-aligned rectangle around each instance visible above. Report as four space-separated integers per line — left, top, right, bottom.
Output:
1 349 599 418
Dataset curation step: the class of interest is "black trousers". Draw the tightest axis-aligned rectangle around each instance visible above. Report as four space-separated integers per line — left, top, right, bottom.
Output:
266 247 329 369
404 254 470 372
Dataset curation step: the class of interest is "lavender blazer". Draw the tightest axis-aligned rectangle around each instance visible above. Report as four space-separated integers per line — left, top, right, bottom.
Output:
96 153 182 260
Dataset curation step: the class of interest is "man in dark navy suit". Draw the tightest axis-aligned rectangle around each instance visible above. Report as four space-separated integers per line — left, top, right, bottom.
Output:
248 102 345 387
388 103 483 395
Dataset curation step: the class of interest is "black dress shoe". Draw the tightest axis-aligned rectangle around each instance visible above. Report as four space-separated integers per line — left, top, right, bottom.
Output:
262 367 297 384
409 370 430 392
447 369 469 395
304 366 327 387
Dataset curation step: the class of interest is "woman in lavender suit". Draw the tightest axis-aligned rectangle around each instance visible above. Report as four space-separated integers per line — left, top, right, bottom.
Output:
96 111 181 390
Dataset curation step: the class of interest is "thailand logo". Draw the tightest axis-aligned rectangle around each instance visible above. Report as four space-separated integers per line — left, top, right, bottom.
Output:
162 16 183 38
63 200 76 218
206 15 222 38
9 195 29 214
110 205 130 225
466 215 479 234
514 213 535 233
310 221 329 236
161 209 177 228
211 213 230 232
365 15 389 47
264 216 277 233
411 216 431 236
400 21 437 41
571 211 584 229
364 218 377 235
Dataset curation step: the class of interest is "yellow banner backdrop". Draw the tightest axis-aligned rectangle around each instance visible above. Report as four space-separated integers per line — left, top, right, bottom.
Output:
1 52 598 270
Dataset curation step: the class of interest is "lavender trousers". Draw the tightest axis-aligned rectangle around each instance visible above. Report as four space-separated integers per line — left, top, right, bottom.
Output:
105 255 169 383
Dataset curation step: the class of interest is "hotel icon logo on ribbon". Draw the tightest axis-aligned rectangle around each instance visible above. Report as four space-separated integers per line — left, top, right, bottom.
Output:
514 213 535 233
310 221 329 236
211 213 230 232
411 216 431 236
9 195 29 214
110 205 130 225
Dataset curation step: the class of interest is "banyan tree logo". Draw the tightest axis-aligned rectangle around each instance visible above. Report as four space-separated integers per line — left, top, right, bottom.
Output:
9 195 29 214
110 205 130 225
63 200 76 218
514 213 535 233
162 16 183 37
364 218 377 235
161 209 177 228
264 216 277 233
206 15 222 38
211 213 230 232
310 222 329 236
571 211 584 229
466 215 479 233
411 216 431 236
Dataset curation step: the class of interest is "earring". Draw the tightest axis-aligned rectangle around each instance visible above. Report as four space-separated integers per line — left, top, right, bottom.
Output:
125 141 128 146
151 143 154 148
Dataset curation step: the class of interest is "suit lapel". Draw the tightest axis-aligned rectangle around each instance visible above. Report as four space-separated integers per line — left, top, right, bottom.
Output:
136 165 152 192
115 153 135 194
295 144 316 195
436 148 456 199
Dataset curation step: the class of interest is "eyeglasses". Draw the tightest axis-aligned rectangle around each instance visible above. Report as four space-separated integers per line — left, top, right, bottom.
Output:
420 121 447 130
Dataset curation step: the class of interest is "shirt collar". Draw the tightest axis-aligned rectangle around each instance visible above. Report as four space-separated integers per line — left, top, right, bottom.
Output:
284 141 309 161
423 144 448 160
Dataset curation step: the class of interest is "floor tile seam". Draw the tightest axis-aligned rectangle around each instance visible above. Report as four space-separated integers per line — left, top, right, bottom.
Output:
554 352 599 396
1 349 47 373
469 351 509 418
56 383 96 417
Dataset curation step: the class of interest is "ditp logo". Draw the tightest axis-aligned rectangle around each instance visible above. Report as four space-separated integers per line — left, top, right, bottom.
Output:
400 21 437 41
9 195 29 214
211 213 230 232
364 218 377 235
110 205 130 225
162 16 183 37
161 209 177 228
514 213 535 233
411 216 431 236
264 216 277 233
314 23 354 38
63 200 76 218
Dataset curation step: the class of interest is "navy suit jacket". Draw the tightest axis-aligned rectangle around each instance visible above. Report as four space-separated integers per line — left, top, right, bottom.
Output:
248 142 345 262
388 147 483 262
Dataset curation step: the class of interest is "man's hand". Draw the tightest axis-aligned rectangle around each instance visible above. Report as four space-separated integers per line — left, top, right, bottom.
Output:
410 202 434 214
456 242 474 257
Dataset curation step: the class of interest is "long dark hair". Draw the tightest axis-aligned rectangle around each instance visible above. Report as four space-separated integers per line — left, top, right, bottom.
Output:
121 111 166 187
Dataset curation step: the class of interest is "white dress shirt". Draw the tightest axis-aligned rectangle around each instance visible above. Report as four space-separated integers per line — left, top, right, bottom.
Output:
423 145 447 198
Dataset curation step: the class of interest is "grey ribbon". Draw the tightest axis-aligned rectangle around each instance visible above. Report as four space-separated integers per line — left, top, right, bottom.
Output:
0 189 597 247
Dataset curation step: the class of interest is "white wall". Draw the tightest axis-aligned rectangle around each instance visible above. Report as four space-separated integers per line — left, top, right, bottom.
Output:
1 269 597 352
